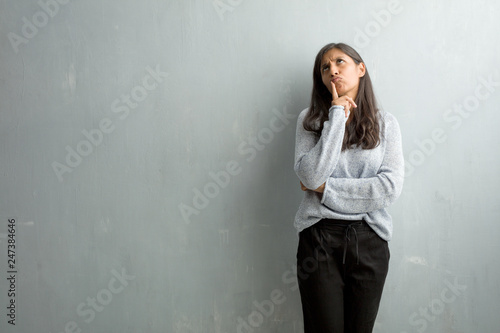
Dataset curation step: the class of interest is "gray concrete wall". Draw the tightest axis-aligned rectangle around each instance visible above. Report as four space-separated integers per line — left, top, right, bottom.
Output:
1 0 499 332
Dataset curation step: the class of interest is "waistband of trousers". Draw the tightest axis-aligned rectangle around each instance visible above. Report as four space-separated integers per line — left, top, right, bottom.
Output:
311 218 368 265
314 218 370 231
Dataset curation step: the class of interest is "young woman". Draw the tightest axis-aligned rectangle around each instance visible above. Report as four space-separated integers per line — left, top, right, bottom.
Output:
294 42 404 332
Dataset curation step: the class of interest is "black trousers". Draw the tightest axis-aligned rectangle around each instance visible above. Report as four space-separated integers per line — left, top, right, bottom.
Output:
296 218 390 333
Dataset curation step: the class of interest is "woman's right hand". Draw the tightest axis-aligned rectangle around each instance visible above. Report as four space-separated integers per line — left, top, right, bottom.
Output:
300 181 325 193
331 81 357 118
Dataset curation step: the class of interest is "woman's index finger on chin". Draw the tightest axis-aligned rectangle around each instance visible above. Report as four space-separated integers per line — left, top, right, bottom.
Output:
331 81 339 100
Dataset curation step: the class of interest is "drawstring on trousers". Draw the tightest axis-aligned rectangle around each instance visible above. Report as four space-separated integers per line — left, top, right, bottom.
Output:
312 220 362 266
343 224 359 265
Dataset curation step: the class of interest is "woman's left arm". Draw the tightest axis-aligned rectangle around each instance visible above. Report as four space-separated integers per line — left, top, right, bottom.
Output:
320 113 405 214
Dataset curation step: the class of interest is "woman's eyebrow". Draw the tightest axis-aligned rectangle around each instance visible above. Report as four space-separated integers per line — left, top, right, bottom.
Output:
322 58 341 67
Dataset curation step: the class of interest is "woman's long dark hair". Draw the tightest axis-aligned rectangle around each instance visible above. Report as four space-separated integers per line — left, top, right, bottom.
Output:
303 42 381 150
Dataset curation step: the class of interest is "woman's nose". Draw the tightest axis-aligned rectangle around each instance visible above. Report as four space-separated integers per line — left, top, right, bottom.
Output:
329 65 339 76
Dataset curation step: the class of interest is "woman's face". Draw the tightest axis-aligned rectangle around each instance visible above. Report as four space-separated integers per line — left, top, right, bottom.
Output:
320 48 366 100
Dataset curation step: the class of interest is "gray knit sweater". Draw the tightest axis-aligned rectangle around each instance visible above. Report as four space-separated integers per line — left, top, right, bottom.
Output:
294 105 404 241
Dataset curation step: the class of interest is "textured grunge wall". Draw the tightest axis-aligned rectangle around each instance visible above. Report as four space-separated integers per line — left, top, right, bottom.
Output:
1 0 499 332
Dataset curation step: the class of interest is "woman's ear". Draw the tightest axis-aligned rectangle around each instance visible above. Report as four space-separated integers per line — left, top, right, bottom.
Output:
358 62 366 77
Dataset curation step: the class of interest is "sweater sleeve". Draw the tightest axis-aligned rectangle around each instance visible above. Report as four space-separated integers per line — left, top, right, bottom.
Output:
294 105 348 190
320 113 404 213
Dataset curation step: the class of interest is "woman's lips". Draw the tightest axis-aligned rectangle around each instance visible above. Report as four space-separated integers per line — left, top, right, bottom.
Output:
332 77 341 83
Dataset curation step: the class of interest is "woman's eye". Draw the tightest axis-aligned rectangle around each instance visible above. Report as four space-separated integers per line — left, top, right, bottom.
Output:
322 66 329 72
337 59 344 64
